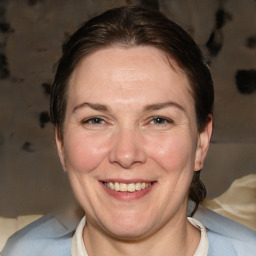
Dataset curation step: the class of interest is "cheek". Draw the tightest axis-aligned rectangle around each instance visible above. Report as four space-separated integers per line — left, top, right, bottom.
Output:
63 133 109 173
146 132 196 173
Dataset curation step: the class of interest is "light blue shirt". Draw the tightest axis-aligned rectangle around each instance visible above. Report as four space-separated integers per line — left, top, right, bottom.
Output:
1 206 255 256
194 206 256 255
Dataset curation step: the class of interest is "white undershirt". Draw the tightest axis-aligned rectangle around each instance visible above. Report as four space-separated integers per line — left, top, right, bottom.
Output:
72 216 209 256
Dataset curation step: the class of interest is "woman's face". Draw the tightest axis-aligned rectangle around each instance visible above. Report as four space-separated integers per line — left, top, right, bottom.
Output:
56 46 211 239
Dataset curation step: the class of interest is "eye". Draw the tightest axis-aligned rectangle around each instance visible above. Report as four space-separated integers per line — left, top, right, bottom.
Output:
82 116 106 125
150 116 173 125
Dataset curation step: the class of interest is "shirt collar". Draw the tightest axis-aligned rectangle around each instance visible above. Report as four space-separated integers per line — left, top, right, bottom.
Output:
72 216 208 256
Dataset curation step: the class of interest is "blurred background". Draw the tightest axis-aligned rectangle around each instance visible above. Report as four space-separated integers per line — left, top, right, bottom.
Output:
0 0 256 217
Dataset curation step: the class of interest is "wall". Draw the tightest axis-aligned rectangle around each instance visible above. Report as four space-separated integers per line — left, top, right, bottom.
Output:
0 0 255 217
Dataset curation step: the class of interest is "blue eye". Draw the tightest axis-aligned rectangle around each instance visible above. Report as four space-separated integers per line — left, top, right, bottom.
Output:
152 117 171 124
83 117 105 125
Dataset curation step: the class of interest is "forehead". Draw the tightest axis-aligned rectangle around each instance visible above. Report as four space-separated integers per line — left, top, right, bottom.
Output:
67 46 194 110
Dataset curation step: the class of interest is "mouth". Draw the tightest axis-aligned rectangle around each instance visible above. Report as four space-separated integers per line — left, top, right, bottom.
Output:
103 181 153 192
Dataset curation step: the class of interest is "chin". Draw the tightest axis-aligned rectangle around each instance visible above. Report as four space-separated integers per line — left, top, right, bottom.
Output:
107 225 153 241
100 213 154 240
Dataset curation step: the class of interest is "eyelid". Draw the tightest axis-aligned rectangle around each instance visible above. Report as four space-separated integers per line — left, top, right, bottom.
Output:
149 116 174 123
81 116 107 125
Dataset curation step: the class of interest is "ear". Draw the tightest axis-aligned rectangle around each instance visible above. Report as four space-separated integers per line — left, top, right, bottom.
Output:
194 115 213 171
55 127 67 171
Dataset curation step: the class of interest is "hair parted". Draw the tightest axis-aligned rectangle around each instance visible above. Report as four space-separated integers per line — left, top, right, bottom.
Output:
50 6 214 215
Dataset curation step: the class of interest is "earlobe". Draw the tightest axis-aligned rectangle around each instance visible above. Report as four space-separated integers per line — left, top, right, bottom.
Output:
55 127 67 171
194 116 213 171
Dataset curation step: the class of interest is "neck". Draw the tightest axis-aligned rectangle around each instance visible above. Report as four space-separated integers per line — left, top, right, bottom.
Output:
83 209 200 256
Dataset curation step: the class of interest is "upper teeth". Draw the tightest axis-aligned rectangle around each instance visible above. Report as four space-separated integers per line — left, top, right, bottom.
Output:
104 182 152 192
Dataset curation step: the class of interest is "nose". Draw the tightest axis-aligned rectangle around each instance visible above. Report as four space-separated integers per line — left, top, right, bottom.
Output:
108 127 147 169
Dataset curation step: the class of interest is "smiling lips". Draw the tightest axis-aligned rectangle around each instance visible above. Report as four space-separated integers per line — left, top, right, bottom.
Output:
103 182 153 192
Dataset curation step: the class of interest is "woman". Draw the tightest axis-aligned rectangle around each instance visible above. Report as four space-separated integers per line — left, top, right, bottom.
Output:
1 6 255 256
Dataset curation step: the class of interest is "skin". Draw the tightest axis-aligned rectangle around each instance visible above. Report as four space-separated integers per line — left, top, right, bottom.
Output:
56 46 212 256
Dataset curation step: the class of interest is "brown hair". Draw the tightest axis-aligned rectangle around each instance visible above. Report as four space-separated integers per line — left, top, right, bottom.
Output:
50 6 214 215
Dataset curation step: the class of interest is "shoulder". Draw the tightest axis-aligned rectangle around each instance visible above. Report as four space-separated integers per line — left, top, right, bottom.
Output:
194 205 256 256
1 214 75 256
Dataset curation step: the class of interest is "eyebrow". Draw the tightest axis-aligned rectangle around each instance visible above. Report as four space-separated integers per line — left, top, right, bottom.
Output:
143 101 185 112
73 100 185 113
73 102 109 113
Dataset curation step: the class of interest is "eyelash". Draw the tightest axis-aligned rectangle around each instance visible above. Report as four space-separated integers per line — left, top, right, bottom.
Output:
80 116 173 127
149 116 173 125
81 116 106 125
